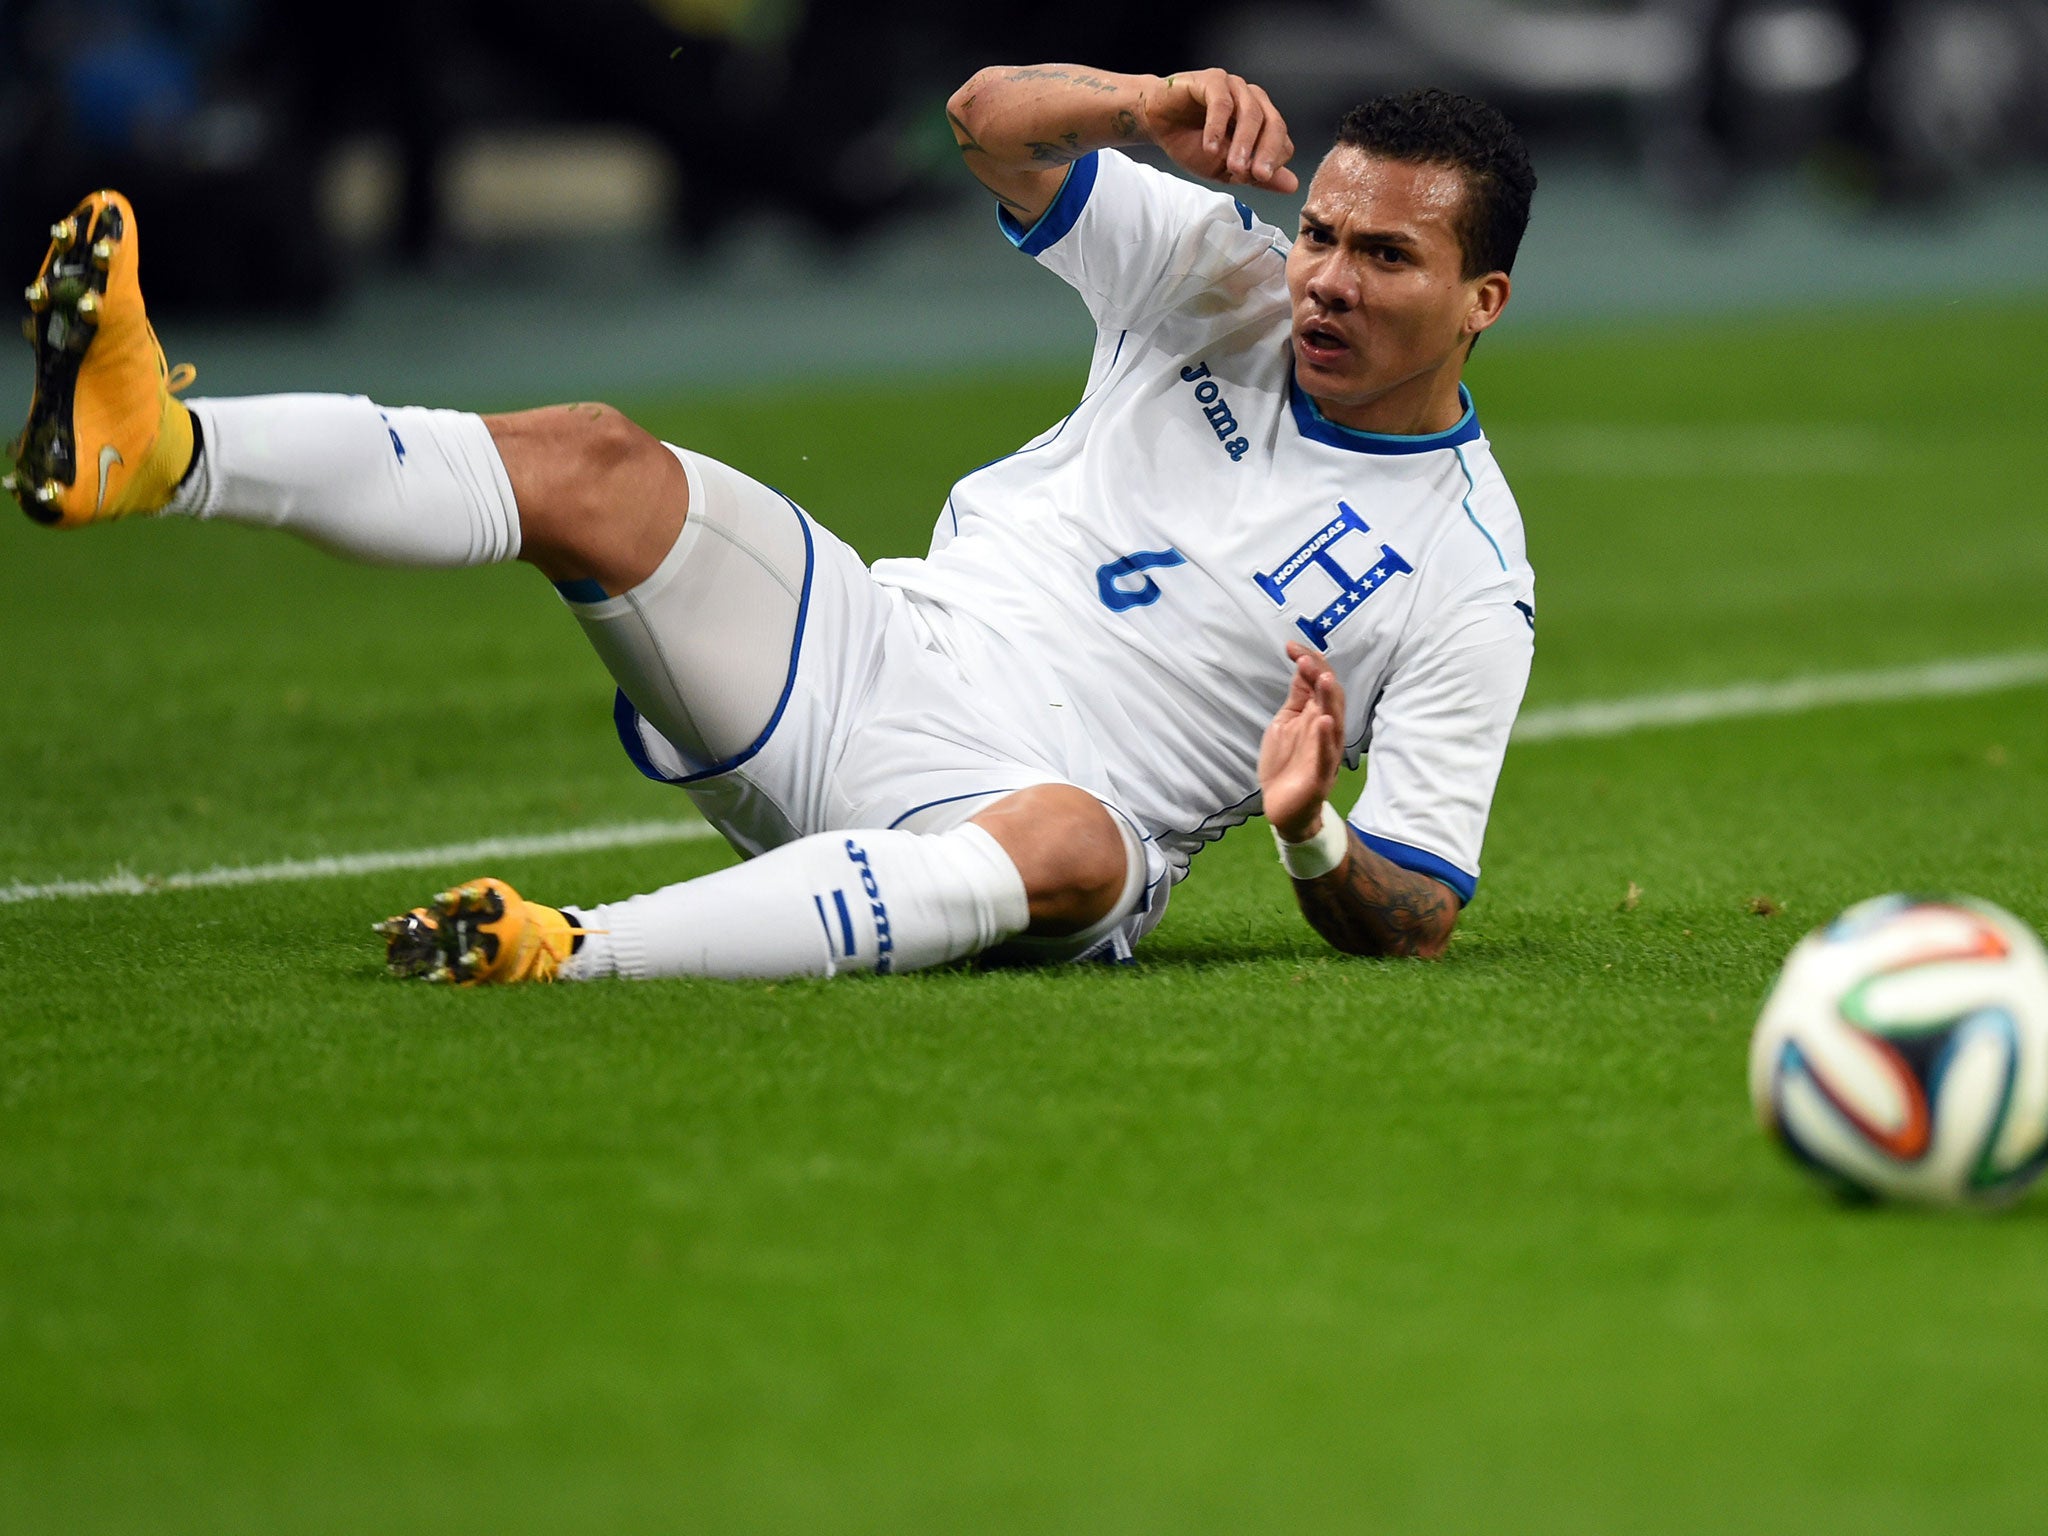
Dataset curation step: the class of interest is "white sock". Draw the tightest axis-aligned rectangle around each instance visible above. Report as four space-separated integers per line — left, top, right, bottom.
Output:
166 395 520 567
561 823 1031 980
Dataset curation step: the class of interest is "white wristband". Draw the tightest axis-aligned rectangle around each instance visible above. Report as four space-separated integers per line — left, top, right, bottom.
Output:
1273 803 1350 880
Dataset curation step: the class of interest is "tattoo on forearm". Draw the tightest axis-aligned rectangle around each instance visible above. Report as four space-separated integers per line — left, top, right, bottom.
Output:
1111 108 1138 140
1293 838 1453 958
1027 131 1083 164
1001 66 1121 93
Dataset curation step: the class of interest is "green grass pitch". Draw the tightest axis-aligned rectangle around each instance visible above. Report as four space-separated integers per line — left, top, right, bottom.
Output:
4 299 2047 1534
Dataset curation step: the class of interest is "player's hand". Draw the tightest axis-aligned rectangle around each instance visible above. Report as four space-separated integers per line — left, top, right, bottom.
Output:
1142 69 1298 192
1259 642 1346 842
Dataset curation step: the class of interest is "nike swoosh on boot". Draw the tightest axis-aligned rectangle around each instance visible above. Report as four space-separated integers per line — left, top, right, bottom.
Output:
95 443 124 514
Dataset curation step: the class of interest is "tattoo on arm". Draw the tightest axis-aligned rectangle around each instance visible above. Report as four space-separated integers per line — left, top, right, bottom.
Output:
1111 108 1138 140
1026 131 1084 164
950 99 1062 214
1001 66 1121 93
1293 836 1455 958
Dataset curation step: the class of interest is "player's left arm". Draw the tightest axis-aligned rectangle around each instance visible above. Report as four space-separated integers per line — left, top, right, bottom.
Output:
1258 643 1459 959
945 64 1298 227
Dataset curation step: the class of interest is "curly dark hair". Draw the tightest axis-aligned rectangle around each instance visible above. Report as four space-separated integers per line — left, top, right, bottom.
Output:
1335 88 1536 278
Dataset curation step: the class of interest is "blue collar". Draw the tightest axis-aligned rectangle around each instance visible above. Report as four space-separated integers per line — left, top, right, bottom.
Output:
1288 376 1483 455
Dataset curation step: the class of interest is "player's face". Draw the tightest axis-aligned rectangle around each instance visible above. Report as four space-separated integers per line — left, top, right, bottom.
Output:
1285 148 1508 435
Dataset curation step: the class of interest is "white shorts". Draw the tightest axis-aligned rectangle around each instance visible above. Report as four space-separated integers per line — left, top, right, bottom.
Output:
568 448 1172 961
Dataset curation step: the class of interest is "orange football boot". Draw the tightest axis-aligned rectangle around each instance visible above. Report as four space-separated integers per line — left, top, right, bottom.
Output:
377 877 590 985
7 191 195 526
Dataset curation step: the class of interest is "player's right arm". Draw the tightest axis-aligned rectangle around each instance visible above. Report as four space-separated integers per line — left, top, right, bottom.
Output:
1260 644 1461 959
945 64 1297 227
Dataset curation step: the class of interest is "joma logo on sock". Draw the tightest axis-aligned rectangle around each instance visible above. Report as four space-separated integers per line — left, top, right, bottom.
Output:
843 839 894 973
1178 362 1249 462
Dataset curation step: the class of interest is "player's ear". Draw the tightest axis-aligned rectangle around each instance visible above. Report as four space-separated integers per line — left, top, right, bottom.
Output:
1464 271 1511 338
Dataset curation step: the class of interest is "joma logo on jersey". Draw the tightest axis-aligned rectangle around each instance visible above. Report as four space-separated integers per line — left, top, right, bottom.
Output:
1178 362 1250 462
1254 501 1414 650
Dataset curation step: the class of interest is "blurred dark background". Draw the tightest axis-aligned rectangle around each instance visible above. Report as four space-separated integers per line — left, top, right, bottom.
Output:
5 0 2046 317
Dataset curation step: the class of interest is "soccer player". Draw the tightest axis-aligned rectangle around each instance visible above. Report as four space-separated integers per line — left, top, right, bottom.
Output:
8 64 1537 984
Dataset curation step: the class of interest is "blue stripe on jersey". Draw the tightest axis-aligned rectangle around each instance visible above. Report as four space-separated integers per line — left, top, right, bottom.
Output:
1289 377 1484 456
1452 445 1508 571
1348 824 1479 905
611 492 818 786
998 152 1101 256
886 787 1015 831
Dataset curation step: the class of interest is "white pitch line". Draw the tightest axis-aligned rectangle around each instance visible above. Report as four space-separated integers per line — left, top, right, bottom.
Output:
1513 651 2048 743
0 819 723 905
6 651 2048 904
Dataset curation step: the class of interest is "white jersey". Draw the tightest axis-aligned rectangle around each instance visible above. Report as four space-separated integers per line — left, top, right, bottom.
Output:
870 148 1535 905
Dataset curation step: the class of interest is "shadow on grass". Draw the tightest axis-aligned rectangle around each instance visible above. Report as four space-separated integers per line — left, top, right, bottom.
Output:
1133 927 1558 972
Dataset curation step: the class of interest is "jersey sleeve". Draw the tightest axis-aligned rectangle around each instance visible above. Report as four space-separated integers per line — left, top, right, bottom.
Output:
997 148 1286 331
1343 594 1534 905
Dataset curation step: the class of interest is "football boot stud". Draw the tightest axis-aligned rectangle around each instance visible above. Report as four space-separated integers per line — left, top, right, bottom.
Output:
9 190 195 527
377 877 590 986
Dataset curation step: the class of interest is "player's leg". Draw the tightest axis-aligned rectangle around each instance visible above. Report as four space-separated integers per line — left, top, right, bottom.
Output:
569 782 1139 979
11 194 1142 982
164 394 527 566
5 192 500 551
391 782 1140 984
559 819 1036 981
174 394 694 590
164 395 689 585
376 444 1146 984
8 192 679 590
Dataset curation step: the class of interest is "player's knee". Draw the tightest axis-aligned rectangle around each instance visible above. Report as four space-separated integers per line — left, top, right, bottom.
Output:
972 786 1133 937
532 402 661 511
489 402 686 591
1053 836 1132 934
493 402 664 512
567 402 655 479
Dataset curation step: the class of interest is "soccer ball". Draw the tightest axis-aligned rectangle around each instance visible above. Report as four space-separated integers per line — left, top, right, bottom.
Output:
1749 894 2048 1206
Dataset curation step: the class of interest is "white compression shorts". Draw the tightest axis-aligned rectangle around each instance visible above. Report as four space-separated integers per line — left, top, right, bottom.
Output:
558 446 1168 964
